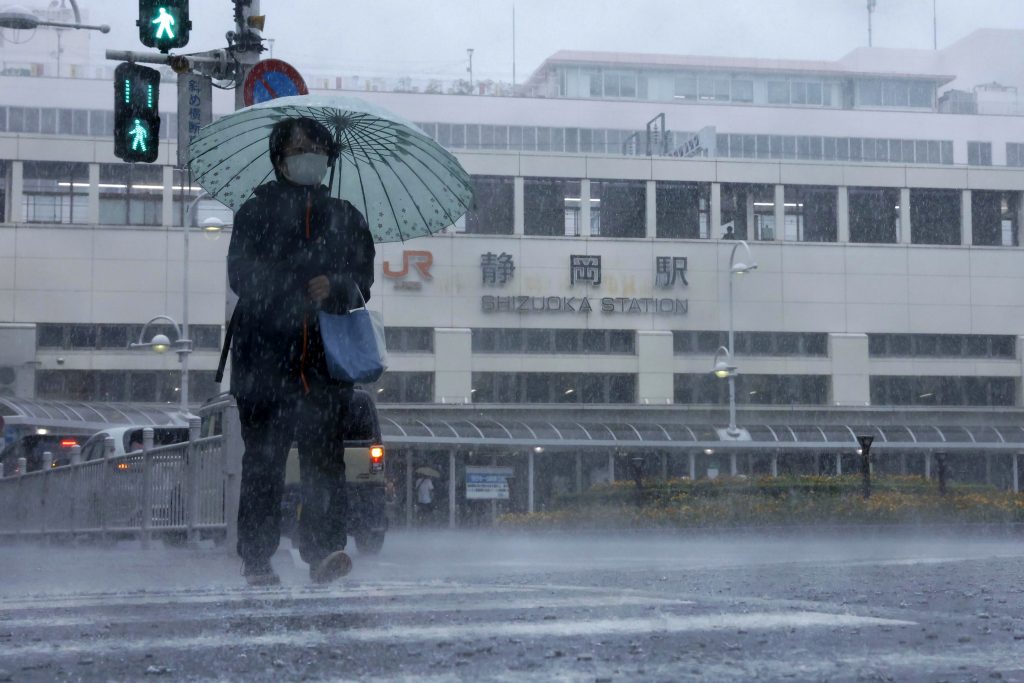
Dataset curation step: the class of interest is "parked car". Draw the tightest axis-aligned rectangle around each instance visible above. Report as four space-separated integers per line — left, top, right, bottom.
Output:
0 432 91 475
199 390 388 554
79 426 190 462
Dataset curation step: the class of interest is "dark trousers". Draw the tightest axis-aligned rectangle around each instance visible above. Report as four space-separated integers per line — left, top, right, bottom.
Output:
236 385 351 567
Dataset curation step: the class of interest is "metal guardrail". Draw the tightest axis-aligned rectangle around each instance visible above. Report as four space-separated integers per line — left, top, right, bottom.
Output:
0 415 241 545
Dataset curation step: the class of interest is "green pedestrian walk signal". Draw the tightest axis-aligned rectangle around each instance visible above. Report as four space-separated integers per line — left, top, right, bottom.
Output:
137 1 191 52
114 62 161 163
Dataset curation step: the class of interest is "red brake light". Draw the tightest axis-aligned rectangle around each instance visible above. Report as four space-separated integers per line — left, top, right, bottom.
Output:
370 446 384 462
61 440 78 448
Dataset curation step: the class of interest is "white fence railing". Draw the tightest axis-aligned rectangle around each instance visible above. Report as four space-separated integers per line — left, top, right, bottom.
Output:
0 413 243 546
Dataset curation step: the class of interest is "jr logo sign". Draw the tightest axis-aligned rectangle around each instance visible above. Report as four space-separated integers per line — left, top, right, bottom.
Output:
383 250 433 290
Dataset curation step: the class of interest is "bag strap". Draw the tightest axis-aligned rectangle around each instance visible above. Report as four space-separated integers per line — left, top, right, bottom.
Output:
215 307 238 384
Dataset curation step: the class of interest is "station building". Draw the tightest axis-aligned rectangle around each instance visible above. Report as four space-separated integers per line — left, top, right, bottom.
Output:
2 23 1023 515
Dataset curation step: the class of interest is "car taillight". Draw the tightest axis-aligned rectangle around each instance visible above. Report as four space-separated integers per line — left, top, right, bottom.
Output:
117 462 129 471
60 440 78 448
370 445 384 473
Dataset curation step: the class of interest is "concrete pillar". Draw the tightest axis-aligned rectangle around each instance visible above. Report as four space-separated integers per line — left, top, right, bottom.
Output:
513 176 524 235
900 453 907 475
770 453 778 478
924 453 931 480
729 453 737 476
774 184 786 241
688 452 696 479
830 333 870 406
637 331 673 405
579 178 591 237
575 452 582 493
608 452 615 482
434 328 472 403
9 161 23 223
163 165 175 227
87 163 100 225
835 453 842 476
645 180 657 238
961 189 972 246
1013 453 1019 494
710 182 722 239
405 451 413 528
900 188 912 244
837 186 850 243
448 450 457 529
527 450 535 513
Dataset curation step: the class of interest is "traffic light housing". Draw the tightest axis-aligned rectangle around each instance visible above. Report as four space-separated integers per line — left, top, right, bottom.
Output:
137 1 191 52
114 62 161 163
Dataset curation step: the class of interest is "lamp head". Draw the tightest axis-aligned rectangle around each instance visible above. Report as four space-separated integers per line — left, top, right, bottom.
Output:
731 262 758 274
0 8 39 30
200 217 226 233
712 360 734 379
150 334 171 353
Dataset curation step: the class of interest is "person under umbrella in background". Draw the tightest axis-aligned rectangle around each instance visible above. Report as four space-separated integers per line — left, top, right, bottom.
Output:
225 116 375 586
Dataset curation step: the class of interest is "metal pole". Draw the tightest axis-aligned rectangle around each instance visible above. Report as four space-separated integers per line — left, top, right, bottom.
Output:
527 450 535 513
727 264 737 436
860 444 872 499
936 452 948 496
836 453 843 476
186 416 201 544
608 452 615 482
770 452 778 478
729 451 737 477
688 452 696 480
575 452 582 494
1013 453 1020 494
181 197 190 414
448 451 456 529
405 451 413 528
141 427 153 548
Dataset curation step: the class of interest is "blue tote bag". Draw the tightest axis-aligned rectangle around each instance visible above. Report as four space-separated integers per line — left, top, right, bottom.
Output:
318 302 388 385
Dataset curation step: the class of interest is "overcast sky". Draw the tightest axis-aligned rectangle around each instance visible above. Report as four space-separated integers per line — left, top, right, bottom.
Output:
78 0 1024 82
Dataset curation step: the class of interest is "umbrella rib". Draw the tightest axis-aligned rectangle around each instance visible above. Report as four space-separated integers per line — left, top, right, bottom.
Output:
378 159 437 241
398 141 474 211
362 154 408 242
207 150 271 202
191 136 271 185
399 135 476 205
397 153 468 233
189 123 275 166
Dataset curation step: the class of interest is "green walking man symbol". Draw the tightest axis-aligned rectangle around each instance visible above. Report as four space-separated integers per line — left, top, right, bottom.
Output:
152 6 176 40
129 119 149 151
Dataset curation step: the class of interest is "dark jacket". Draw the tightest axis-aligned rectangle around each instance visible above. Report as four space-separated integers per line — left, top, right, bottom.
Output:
227 180 375 399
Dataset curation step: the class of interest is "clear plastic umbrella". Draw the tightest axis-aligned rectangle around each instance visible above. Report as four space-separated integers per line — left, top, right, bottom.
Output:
187 94 473 242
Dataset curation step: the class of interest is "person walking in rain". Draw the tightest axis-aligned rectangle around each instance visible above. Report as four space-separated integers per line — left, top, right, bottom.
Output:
225 116 375 586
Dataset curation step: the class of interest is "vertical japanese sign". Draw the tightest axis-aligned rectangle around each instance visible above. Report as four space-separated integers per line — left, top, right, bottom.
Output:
177 73 212 168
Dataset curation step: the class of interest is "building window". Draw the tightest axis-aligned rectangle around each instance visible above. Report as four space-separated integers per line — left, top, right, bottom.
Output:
673 331 827 357
674 374 830 405
456 175 513 235
473 328 635 355
472 372 636 404
849 187 900 244
870 376 1016 407
972 191 1019 247
35 370 218 403
385 327 434 353
358 371 433 403
35 323 221 350
21 161 89 224
868 334 1015 359
720 183 774 241
1007 143 1024 168
98 163 163 226
967 142 993 166
910 189 961 245
524 178 581 237
783 185 837 242
590 180 645 238
656 182 710 239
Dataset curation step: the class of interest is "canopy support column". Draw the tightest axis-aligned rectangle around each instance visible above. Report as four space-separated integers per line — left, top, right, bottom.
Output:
924 453 931 480
448 451 456 530
660 453 668 481
1013 453 1020 494
835 453 842 476
770 452 778 478
405 451 413 528
729 453 737 477
688 452 696 480
575 452 582 494
608 453 615 482
528 450 535 513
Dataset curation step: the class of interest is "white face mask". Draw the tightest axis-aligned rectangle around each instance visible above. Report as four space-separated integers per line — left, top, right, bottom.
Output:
283 153 329 186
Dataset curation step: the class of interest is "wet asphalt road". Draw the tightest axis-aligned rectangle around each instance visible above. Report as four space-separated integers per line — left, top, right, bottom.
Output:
0 529 1022 682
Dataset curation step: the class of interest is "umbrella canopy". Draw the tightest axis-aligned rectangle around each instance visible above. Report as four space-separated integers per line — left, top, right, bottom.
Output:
188 95 473 243
415 466 441 478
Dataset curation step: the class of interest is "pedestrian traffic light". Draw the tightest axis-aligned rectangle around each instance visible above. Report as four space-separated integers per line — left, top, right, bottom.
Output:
114 62 161 163
137 0 191 52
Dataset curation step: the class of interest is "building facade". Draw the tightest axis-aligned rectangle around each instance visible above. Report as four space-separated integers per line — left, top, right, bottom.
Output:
2 27 1024 486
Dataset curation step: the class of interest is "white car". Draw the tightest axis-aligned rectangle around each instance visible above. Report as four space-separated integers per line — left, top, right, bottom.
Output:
79 426 189 462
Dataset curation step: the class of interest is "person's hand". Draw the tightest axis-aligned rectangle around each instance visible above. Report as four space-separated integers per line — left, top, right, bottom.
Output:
307 275 331 303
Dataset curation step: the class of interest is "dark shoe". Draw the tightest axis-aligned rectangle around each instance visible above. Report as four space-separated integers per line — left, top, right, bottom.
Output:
243 559 280 587
310 550 352 584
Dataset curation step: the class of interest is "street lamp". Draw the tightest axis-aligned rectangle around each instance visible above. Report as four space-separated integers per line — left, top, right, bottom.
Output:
0 3 110 32
712 240 757 470
130 315 192 413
